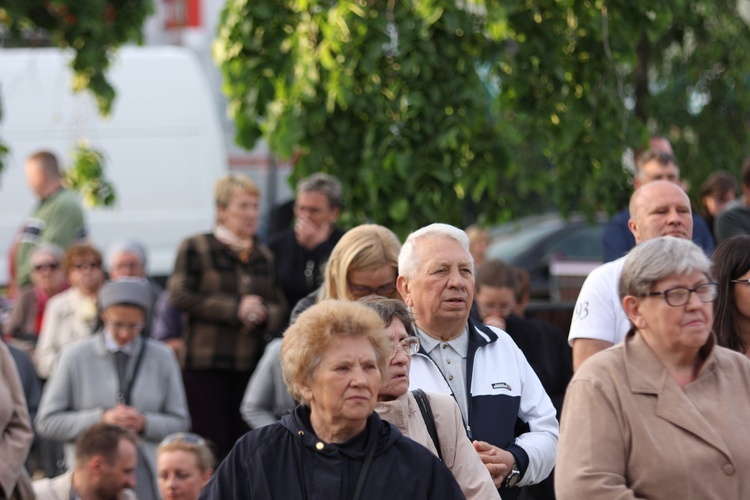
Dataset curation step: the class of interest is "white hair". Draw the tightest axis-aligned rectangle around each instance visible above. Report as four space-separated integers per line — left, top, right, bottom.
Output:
398 223 472 278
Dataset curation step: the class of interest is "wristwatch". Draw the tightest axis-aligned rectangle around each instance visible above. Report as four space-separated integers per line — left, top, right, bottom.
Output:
503 457 521 488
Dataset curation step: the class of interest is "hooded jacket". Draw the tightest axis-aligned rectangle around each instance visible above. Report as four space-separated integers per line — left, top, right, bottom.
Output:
200 405 465 499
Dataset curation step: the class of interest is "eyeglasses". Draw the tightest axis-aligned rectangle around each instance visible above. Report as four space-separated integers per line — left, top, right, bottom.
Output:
347 278 398 299
392 337 420 358
108 322 144 332
159 432 207 447
33 262 60 272
476 303 515 317
731 279 750 287
72 261 101 271
645 283 718 307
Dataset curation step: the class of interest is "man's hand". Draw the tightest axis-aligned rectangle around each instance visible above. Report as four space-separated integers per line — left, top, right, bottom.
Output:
473 440 515 488
238 295 268 329
103 404 146 433
294 217 331 250
482 314 506 330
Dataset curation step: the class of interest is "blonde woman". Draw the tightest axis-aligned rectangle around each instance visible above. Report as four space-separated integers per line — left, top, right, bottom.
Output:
240 224 401 428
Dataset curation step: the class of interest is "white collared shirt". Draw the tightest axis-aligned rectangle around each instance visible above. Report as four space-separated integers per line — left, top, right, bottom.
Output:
414 325 470 421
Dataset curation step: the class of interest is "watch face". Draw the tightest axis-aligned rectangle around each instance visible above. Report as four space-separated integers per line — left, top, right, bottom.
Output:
506 470 521 487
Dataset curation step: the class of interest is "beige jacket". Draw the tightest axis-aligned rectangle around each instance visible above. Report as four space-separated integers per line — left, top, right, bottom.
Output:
34 288 97 379
0 342 34 499
556 332 750 500
376 391 500 499
33 470 137 500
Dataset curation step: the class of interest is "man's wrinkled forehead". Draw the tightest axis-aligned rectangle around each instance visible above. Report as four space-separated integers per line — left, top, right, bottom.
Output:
414 236 473 269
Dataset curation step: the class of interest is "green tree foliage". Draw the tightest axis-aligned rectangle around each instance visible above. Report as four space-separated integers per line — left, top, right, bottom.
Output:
0 0 153 180
218 0 750 234
1 0 153 115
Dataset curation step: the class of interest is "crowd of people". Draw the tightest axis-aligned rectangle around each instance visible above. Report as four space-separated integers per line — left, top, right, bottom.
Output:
1 143 749 500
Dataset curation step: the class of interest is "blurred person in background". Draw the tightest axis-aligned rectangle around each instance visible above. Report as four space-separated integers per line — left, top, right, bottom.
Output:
365 295 500 499
33 423 138 500
106 239 162 336
5 244 67 352
268 173 345 317
474 260 572 414
465 225 490 269
10 151 86 297
34 244 105 380
201 300 463 499
556 237 750 499
36 280 190 500
699 171 738 240
710 234 750 359
168 173 286 460
157 432 214 500
0 340 34 499
240 224 401 429
714 159 750 244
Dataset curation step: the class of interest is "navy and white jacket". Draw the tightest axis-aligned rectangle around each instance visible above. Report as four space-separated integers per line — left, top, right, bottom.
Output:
409 318 558 492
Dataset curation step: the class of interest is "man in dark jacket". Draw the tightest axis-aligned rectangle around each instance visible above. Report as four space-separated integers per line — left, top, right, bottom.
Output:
268 173 344 317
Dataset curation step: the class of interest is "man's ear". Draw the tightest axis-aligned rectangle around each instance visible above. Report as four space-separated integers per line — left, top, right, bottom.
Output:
88 455 105 477
627 218 640 243
622 295 646 330
396 276 411 306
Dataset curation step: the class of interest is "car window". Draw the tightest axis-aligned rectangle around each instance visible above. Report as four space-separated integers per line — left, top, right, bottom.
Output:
544 225 604 261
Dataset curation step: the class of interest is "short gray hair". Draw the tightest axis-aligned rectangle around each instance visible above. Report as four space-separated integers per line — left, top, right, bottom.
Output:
398 223 472 279
297 173 342 209
31 244 64 264
619 236 711 300
106 239 147 269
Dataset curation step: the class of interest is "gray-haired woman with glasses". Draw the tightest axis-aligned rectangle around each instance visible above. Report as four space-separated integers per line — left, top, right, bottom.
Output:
362 296 500 500
556 237 750 500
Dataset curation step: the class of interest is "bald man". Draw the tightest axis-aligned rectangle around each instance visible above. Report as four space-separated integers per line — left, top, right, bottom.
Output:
570 181 694 370
602 147 713 262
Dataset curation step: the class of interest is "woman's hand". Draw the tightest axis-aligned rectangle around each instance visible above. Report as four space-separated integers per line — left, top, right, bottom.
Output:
238 295 268 329
103 404 146 433
473 440 513 488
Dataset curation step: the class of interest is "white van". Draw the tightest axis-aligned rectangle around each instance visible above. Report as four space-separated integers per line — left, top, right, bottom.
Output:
0 46 227 285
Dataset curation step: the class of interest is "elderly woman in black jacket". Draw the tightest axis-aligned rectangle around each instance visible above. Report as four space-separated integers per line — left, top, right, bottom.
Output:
201 300 464 499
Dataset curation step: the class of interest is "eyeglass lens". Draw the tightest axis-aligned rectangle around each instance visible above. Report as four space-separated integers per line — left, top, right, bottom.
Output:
664 283 717 306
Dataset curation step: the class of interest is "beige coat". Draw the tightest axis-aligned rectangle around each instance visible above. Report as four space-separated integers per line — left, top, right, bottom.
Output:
376 391 500 499
33 470 137 500
556 332 750 500
0 342 34 499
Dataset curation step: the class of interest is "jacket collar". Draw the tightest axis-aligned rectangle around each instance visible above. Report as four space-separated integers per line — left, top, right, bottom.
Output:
624 332 729 458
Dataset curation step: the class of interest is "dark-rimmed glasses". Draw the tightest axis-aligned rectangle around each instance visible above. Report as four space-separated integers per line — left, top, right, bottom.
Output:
347 278 398 298
731 279 750 287
72 261 101 271
645 283 718 307
392 337 420 358
32 262 60 272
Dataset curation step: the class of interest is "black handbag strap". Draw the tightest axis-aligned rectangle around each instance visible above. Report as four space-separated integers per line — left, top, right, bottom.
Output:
412 389 443 461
